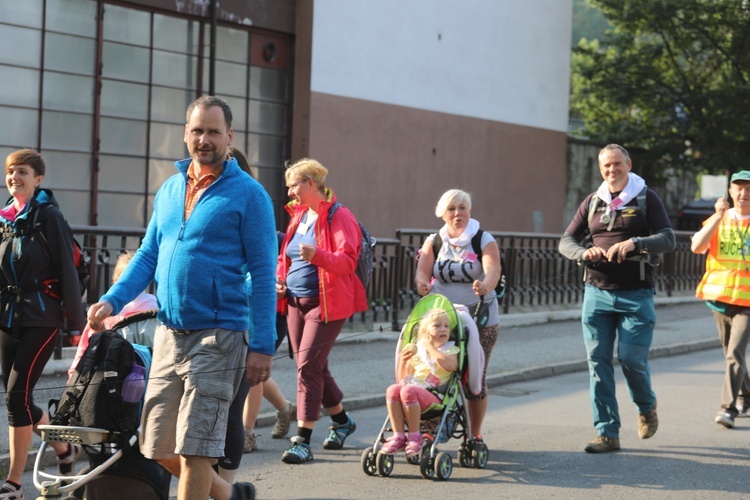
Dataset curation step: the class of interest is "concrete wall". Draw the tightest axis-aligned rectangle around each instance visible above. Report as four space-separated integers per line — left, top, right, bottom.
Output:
294 0 573 237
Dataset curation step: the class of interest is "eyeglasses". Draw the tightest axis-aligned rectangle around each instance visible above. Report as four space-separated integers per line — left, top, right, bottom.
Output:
287 179 308 189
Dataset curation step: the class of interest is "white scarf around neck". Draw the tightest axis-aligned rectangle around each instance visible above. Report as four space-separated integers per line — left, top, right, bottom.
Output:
596 172 646 211
439 218 480 248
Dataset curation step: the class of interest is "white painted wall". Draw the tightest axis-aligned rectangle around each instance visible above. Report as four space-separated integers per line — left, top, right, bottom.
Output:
311 0 573 133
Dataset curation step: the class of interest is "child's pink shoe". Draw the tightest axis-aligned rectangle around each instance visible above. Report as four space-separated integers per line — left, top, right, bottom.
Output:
379 435 406 455
405 434 424 458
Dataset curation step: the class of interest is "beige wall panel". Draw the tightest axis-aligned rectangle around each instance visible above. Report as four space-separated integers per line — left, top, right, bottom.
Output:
305 92 567 239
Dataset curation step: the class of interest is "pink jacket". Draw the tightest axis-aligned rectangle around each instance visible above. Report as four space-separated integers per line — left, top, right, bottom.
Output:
277 189 368 323
68 292 158 378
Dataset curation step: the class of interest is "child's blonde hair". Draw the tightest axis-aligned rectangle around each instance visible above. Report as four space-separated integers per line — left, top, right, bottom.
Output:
112 251 134 284
418 308 451 340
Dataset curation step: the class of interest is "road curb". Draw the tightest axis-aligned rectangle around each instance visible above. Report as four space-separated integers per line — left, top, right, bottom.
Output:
260 337 720 432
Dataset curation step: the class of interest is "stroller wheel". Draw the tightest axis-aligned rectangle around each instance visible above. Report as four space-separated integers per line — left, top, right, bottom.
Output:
419 453 435 480
360 447 377 476
434 452 453 481
473 441 489 469
376 452 394 477
457 445 472 468
406 452 421 466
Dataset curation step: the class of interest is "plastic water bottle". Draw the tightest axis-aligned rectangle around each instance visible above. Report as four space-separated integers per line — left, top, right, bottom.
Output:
121 363 146 403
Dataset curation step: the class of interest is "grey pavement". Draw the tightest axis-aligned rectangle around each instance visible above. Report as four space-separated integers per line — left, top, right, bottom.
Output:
4 295 725 488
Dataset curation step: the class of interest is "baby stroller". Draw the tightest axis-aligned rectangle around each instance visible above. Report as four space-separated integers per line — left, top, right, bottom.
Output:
361 294 489 481
32 311 171 500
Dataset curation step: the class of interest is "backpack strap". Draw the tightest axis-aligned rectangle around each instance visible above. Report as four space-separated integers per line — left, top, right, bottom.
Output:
327 202 341 225
470 229 484 260
103 335 135 434
586 194 600 228
636 186 650 230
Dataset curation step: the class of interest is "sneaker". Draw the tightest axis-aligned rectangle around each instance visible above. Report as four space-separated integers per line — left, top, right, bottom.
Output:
0 482 23 500
281 436 314 464
57 443 82 476
379 435 406 455
638 403 658 439
230 481 256 500
322 414 356 450
715 411 735 429
243 431 256 453
272 401 296 439
737 402 749 418
584 436 621 453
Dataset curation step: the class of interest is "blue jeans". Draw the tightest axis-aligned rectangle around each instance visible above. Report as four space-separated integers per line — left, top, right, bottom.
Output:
582 285 657 438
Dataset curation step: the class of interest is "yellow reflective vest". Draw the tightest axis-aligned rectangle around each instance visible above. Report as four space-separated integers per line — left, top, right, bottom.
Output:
696 214 750 306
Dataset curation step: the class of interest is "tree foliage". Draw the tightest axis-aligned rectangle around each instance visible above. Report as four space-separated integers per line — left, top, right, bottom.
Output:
571 0 611 47
571 0 750 178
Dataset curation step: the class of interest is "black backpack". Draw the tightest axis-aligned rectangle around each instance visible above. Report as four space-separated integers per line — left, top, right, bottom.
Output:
327 202 376 288
9 203 89 297
431 229 507 299
51 326 143 436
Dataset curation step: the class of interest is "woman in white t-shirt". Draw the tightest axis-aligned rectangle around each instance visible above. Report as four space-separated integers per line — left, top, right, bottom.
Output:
415 189 501 445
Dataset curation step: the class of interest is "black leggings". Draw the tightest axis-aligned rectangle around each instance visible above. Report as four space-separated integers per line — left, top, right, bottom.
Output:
0 326 59 427
218 373 251 470
219 316 288 470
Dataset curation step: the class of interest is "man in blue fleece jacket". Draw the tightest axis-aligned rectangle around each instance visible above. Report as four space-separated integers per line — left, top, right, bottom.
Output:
87 96 275 500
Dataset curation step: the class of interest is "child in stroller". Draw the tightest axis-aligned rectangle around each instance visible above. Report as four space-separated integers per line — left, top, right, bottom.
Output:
361 293 489 481
380 307 459 458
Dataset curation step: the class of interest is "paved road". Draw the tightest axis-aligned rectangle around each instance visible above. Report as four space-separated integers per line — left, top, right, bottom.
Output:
29 345 747 499
219 348 744 499
14 297 748 498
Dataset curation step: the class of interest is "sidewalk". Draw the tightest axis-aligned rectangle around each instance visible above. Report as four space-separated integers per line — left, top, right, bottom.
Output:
5 295 709 473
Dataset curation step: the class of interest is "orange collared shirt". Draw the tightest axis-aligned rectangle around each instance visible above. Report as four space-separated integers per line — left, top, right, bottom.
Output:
184 162 221 220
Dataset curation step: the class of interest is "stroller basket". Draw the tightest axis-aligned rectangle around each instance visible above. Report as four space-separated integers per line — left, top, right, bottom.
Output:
39 424 120 445
33 425 139 499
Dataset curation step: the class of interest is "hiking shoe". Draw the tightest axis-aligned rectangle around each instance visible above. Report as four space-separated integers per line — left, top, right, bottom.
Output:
243 431 256 453
281 436 314 464
584 436 620 453
0 482 23 500
272 401 296 439
737 402 749 418
57 443 82 476
638 403 658 439
230 481 256 500
323 414 356 450
715 411 735 429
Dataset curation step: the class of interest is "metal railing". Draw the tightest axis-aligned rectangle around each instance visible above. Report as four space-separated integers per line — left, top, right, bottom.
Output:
72 226 706 332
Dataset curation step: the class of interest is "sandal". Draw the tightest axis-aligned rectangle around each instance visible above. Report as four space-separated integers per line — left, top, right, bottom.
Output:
379 435 406 455
405 435 424 458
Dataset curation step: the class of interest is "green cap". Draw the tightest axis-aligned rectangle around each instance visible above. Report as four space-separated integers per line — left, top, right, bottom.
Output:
731 171 750 183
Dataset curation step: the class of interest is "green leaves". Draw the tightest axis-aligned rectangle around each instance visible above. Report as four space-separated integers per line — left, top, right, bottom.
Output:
571 0 750 175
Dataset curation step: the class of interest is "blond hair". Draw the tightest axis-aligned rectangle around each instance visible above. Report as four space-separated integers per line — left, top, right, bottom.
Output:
112 252 134 283
285 158 328 192
418 308 451 340
434 189 472 218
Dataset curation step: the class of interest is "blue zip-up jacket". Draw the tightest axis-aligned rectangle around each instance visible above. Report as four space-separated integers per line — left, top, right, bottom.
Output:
100 158 277 355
